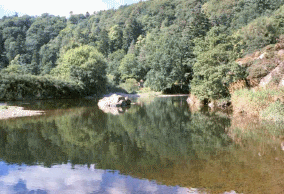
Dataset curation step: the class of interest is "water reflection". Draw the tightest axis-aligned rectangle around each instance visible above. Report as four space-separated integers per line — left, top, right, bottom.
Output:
0 97 283 193
0 163 191 194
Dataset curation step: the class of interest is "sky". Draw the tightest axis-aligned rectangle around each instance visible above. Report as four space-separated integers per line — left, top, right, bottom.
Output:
0 0 143 18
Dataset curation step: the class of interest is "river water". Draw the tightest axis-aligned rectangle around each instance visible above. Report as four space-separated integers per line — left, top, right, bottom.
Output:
0 96 284 194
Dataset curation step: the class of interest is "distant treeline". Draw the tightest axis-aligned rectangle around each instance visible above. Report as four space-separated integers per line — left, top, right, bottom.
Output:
0 0 284 100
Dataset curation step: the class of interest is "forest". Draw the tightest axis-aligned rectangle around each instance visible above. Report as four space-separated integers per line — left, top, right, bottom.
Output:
1 0 284 100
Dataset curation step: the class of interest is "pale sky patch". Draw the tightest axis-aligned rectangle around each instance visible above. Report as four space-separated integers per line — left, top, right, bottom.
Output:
0 0 143 18
0 0 107 17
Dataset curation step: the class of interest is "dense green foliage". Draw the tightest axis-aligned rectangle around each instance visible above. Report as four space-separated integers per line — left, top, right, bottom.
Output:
191 26 246 100
1 0 284 99
51 45 107 95
0 74 84 100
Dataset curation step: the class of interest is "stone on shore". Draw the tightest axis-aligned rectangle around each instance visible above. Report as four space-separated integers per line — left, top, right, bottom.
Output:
98 94 131 108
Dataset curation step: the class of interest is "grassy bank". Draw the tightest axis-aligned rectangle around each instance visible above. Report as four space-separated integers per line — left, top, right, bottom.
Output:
231 87 284 122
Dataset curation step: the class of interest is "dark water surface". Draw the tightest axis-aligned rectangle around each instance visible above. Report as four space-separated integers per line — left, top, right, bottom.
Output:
0 97 284 194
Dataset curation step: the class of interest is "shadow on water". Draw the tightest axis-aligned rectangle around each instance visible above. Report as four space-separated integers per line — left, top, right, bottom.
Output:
0 96 283 193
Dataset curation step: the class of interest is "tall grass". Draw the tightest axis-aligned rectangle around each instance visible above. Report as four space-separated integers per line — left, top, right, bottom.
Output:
261 101 284 122
231 87 284 116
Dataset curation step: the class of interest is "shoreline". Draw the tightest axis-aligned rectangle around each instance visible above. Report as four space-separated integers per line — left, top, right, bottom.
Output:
102 92 188 98
0 106 45 120
0 93 189 120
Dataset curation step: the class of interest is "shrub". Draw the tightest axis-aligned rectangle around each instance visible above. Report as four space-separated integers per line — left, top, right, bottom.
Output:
0 74 85 100
231 87 284 115
236 16 279 54
51 45 107 95
228 80 247 94
261 101 284 122
137 87 152 93
119 78 139 94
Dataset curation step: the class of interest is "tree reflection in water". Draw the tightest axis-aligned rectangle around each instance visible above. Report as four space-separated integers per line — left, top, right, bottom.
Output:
0 97 283 193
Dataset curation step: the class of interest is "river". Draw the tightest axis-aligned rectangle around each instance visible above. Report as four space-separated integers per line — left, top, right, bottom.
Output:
0 96 283 194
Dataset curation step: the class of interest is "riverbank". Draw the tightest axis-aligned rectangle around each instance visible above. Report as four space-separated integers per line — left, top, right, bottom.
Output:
231 87 284 122
0 92 189 119
102 92 188 98
0 106 45 120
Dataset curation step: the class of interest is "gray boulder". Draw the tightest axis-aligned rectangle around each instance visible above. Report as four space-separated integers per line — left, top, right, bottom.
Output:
98 94 131 108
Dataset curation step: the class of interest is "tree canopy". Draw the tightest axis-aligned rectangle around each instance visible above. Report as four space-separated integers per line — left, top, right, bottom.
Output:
51 45 107 94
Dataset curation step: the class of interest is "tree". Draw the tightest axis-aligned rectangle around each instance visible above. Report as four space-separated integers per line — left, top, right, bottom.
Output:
25 14 67 64
191 26 245 100
108 24 123 52
119 53 138 80
39 39 61 75
107 49 126 84
68 14 86 25
0 54 25 74
142 28 194 91
51 45 107 94
96 29 109 57
122 17 142 51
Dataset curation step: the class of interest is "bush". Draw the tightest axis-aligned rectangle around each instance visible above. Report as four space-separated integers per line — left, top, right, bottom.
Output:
236 16 279 54
119 78 139 94
235 5 284 54
231 87 284 115
51 45 107 95
0 74 85 100
138 87 154 94
261 101 284 122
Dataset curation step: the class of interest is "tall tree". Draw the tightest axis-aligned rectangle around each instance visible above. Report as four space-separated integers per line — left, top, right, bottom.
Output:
191 26 245 100
51 45 107 94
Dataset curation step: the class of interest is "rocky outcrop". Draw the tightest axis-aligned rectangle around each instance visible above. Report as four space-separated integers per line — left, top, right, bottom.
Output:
259 62 284 87
277 49 284 58
98 94 131 108
279 75 284 87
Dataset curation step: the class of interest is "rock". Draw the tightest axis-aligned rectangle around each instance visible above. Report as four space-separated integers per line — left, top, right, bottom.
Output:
278 49 284 58
254 51 261 58
258 52 267 59
224 191 237 194
98 94 132 115
187 94 203 108
275 43 284 50
98 94 131 115
208 101 216 109
281 142 284 151
98 94 131 109
259 63 284 87
208 100 231 110
279 75 284 87
124 97 131 105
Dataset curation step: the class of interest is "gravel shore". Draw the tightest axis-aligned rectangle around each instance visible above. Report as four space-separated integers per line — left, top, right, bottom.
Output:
0 106 45 120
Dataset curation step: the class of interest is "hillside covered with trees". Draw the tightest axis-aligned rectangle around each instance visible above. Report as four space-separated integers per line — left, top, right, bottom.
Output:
1 0 284 100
